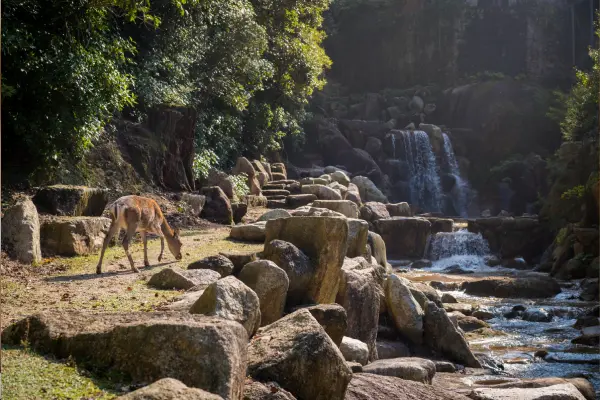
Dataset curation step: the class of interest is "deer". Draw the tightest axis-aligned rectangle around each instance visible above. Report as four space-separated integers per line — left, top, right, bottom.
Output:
96 195 183 274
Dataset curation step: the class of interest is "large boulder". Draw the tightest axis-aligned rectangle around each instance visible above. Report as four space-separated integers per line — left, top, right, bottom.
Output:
345 183 362 205
300 304 348 346
361 358 436 384
337 260 382 361
207 169 235 199
190 276 261 336
461 276 561 299
385 275 424 344
2 311 247 399
374 217 432 258
424 217 454 234
386 202 411 217
331 171 351 186
264 217 349 304
423 301 481 368
33 185 109 216
201 187 233 225
232 157 256 177
188 255 235 277
149 268 221 291
2 196 42 264
345 373 471 400
312 200 359 219
243 380 296 400
230 222 267 242
247 309 352 400
469 383 586 400
257 209 292 222
367 231 388 270
340 336 369 366
470 378 594 400
181 193 206 216
238 260 290 326
347 219 369 258
263 240 313 306
360 202 391 223
301 184 343 200
40 216 111 256
117 378 223 400
351 176 387 203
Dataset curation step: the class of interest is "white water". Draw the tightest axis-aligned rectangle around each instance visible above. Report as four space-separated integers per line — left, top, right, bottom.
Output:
442 133 470 217
400 130 442 212
425 229 493 272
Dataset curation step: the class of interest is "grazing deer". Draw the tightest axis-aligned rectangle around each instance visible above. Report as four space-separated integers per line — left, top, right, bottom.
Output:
96 195 183 274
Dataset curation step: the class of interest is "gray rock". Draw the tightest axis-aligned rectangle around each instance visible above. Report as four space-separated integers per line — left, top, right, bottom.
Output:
301 184 342 200
2 197 42 263
149 268 221 291
312 200 359 219
263 240 313 306
347 219 369 258
443 303 473 316
351 176 387 203
523 308 553 323
117 378 223 399
229 222 267 242
188 255 235 277
434 361 456 373
340 336 369 366
300 304 348 346
376 340 411 359
368 231 389 271
243 380 296 400
441 293 458 303
257 209 292 222
330 171 351 187
470 383 586 400
40 216 111 256
385 275 424 344
362 357 436 384
374 217 431 259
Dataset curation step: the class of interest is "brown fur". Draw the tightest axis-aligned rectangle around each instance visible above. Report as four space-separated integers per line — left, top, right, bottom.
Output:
96 195 183 274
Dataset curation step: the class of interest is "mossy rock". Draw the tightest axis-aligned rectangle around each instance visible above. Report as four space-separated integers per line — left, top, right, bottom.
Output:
33 185 109 217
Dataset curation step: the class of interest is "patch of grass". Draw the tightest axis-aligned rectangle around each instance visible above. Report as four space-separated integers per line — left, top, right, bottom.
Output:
2 345 122 399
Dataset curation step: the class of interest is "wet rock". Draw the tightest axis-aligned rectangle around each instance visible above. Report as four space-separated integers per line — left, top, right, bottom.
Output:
243 380 296 400
475 353 504 372
441 293 458 303
374 217 431 259
572 325 600 346
573 315 600 330
312 200 359 219
376 340 411 359
472 378 594 400
351 176 387 203
40 216 111 256
443 265 474 275
434 361 456 373
473 310 495 321
263 240 313 306
579 279 599 301
301 184 342 200
189 255 235 277
386 202 411 217
340 336 369 365
430 281 461 291
238 260 289 326
2 311 247 399
362 358 436 384
522 308 552 323
149 268 221 291
360 202 390 223
443 303 473 316
286 194 317 208
300 304 347 346
412 259 433 269
200 187 233 225
265 217 348 304
117 378 223 399
247 309 352 400
423 302 481 368
2 197 42 263
385 275 424 344
33 185 109 216
500 258 529 270
345 373 471 400
470 383 586 400
461 276 561 299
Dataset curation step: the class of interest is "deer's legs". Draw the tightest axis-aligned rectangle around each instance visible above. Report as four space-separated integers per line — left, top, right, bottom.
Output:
123 222 140 273
157 225 165 262
141 231 150 267
96 222 120 274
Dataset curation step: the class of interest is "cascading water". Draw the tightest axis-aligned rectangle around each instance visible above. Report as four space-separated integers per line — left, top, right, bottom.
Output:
425 229 492 272
400 131 442 212
442 133 470 217
391 133 396 159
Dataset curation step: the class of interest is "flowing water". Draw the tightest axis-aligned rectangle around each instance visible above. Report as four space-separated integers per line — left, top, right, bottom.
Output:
400 130 443 212
442 133 470 217
425 229 494 272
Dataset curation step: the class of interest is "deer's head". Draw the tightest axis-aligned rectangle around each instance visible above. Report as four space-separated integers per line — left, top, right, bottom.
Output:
168 228 183 260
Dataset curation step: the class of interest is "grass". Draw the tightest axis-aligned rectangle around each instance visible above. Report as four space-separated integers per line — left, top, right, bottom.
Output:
2 345 122 400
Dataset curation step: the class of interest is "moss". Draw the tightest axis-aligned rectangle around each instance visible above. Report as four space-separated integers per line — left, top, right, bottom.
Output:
2 345 122 399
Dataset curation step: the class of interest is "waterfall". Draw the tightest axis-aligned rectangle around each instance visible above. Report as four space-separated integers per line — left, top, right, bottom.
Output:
391 133 396 159
442 133 470 217
400 131 442 212
426 229 492 272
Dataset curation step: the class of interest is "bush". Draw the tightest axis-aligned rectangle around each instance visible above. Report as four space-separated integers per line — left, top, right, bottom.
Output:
192 149 220 181
230 173 250 201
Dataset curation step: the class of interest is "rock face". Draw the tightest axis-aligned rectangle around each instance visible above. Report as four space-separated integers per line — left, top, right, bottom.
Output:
374 217 431 258
469 383 586 400
313 200 360 218
345 373 471 400
230 222 267 242
337 261 382 361
423 301 481 368
190 276 261 337
347 219 369 258
386 202 411 217
361 358 436 384
117 378 224 400
40 216 111 256
302 304 348 346
461 276 561 299
340 336 370 365
247 309 352 400
2 197 42 263
385 275 424 343
2 311 247 399
238 260 290 326
201 187 233 225
149 268 221 291
243 380 296 400
188 255 235 277
351 176 388 203
367 231 388 270
263 239 313 304
264 217 349 304
33 185 109 216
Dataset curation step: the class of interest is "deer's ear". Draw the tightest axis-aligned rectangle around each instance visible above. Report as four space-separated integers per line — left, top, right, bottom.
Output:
174 228 181 238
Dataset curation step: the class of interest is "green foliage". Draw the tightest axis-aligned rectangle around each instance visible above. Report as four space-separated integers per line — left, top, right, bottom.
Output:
561 185 586 201
192 149 220 180
230 173 250 200
560 12 599 142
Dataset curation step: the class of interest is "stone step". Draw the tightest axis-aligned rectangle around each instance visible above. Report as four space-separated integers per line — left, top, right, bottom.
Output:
270 180 299 185
286 194 317 208
267 199 287 209
265 195 287 201
263 184 286 191
262 189 291 197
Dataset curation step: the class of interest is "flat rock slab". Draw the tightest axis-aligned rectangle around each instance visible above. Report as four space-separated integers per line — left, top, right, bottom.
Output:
117 378 223 399
2 311 247 399
40 216 111 256
361 358 436 384
470 383 586 400
229 222 267 242
33 185 109 216
374 217 431 259
345 373 471 400
148 268 221 290
461 276 561 299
